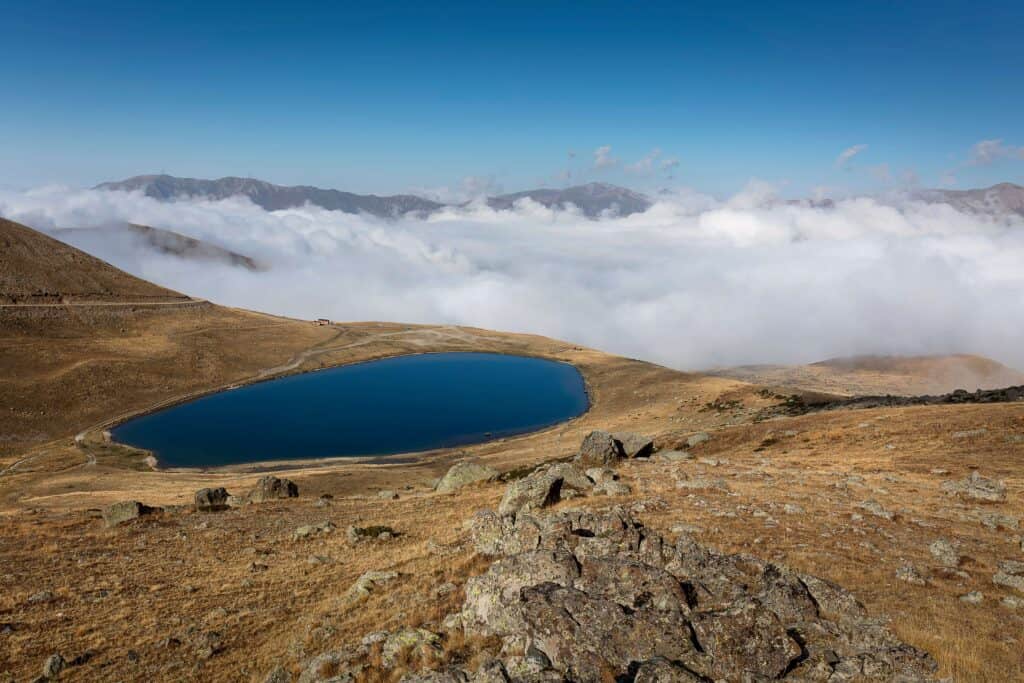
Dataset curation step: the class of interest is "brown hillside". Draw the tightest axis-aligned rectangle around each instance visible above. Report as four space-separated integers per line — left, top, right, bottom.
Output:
0 217 187 304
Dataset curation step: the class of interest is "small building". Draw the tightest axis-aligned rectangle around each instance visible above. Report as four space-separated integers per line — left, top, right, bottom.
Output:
314 318 332 326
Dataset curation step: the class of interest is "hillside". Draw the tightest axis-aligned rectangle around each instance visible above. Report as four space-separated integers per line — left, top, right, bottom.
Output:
0 217 188 304
52 223 263 272
710 353 1024 396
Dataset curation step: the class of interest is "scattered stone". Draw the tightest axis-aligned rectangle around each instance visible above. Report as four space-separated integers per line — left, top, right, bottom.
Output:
263 665 291 683
930 468 950 476
27 591 54 605
942 472 1007 503
381 628 441 668
993 571 1024 594
980 512 1019 531
377 490 399 500
194 487 230 512
347 570 399 603
314 496 331 508
675 476 729 492
294 521 335 540
896 564 928 586
249 562 269 573
658 450 693 462
575 430 624 467
593 479 631 496
41 654 64 679
102 500 159 527
929 539 961 567
247 476 299 503
435 461 499 493
783 503 804 515
686 432 710 448
346 525 396 543
1002 595 1024 609
952 428 988 439
544 463 594 495
857 499 896 521
612 431 654 458
959 591 984 605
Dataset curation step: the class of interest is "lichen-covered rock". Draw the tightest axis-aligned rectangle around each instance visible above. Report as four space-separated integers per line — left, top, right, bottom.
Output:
194 487 230 512
435 461 499 493
929 539 961 567
102 500 159 527
346 570 399 603
247 476 299 503
574 430 623 467
686 432 710 448
497 472 562 516
381 628 441 668
451 507 937 682
942 471 1007 503
612 431 654 458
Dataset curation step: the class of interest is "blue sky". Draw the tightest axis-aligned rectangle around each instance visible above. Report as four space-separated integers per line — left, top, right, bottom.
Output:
2 1 1023 196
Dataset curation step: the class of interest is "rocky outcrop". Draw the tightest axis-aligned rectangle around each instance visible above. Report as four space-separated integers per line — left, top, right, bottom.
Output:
101 500 159 527
941 471 1007 503
247 476 299 503
194 487 230 512
435 461 499 493
451 507 937 682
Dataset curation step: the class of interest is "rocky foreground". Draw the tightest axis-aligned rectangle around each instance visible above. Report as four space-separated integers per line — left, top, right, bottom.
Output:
277 432 941 683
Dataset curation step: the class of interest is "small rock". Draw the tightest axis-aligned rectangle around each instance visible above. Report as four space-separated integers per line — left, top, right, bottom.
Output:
980 512 1019 531
294 520 335 540
435 461 499 493
896 564 928 586
783 504 804 515
346 525 395 543
27 590 55 605
1002 595 1024 609
575 430 624 467
41 654 64 679
857 499 895 521
686 432 710 448
659 450 693 462
347 570 399 603
263 665 291 683
377 490 399 500
498 471 563 515
102 500 159 527
952 428 988 439
942 472 1007 503
930 468 950 475
612 432 654 458
959 591 984 605
194 487 230 512
593 479 631 496
929 539 961 568
247 476 299 503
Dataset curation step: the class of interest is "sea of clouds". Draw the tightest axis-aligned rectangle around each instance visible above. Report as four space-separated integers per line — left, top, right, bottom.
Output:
3 183 1023 370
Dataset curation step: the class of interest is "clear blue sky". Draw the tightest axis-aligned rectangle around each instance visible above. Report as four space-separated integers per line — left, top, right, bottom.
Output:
2 1 1022 196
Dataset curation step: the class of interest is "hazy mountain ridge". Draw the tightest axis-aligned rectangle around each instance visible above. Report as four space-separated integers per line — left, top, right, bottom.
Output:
51 223 263 271
914 182 1024 216
95 174 443 217
486 182 652 217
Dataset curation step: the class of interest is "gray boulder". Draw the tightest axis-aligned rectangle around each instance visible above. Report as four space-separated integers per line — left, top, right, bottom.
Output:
435 461 499 493
247 476 298 503
497 472 562 516
612 431 654 458
194 487 230 512
102 500 159 527
686 432 710 448
575 430 623 467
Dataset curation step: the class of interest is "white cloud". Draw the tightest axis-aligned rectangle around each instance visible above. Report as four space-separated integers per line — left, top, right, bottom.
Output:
593 145 617 169
968 138 1023 166
835 144 868 168
3 185 1023 371
624 148 662 175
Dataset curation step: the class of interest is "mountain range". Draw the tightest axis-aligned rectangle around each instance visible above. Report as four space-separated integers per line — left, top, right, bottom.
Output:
96 175 654 218
95 174 1024 220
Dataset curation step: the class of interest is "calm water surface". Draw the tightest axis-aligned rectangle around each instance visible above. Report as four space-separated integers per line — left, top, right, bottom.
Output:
112 352 588 467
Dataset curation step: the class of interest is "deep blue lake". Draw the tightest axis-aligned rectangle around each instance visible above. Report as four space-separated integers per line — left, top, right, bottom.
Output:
112 352 589 467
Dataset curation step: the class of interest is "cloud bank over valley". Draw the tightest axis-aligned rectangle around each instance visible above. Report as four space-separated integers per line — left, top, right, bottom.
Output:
3 184 1024 371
